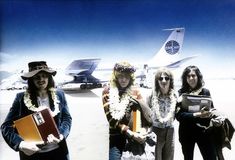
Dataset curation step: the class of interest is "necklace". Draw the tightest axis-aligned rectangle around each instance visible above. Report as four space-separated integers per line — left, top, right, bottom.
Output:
109 87 131 120
151 90 176 124
23 88 60 116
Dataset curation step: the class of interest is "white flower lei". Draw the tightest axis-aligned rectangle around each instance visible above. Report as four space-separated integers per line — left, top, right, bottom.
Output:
109 87 131 120
23 88 60 116
151 90 176 124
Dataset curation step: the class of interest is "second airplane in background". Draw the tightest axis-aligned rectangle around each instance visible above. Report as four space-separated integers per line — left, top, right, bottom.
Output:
58 28 196 90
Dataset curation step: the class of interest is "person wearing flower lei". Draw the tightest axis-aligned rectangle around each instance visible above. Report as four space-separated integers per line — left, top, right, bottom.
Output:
102 61 152 160
146 67 177 160
175 65 217 160
1 61 72 160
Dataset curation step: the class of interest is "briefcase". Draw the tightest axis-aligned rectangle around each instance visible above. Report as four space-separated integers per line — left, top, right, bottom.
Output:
14 108 60 142
181 94 212 113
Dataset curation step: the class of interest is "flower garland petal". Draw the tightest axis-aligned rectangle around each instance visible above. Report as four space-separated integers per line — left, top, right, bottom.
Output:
109 87 131 120
24 88 60 116
151 90 176 125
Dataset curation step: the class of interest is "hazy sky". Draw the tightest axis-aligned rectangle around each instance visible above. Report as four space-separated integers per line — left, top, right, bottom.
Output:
1 0 235 78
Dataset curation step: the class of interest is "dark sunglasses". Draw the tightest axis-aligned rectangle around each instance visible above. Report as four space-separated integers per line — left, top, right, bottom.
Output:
158 77 170 81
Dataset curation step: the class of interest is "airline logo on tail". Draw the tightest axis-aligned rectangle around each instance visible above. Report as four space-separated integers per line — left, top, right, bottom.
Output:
147 28 185 67
138 28 197 88
165 40 180 55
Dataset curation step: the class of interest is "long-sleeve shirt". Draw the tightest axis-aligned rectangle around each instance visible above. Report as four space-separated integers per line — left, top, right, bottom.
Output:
175 88 213 140
102 86 152 150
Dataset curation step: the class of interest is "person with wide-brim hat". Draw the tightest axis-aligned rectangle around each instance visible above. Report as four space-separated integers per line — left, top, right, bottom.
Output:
1 61 72 160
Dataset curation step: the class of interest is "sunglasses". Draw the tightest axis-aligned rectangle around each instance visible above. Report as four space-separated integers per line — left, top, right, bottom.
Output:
158 77 170 81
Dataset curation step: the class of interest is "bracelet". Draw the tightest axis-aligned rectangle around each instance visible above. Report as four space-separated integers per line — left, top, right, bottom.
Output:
126 129 134 138
121 125 129 133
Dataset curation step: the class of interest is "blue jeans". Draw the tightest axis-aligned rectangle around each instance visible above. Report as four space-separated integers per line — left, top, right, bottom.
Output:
109 146 122 160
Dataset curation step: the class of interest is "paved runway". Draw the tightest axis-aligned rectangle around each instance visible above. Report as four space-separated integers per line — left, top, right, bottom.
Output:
0 79 234 160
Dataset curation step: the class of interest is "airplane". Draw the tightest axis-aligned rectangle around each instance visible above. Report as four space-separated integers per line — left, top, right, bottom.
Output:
134 28 198 88
58 27 197 90
56 58 106 90
0 28 196 91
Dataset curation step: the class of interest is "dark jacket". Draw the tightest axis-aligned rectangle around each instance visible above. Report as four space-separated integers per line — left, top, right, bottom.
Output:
102 86 152 151
211 118 234 160
1 90 72 156
176 88 213 140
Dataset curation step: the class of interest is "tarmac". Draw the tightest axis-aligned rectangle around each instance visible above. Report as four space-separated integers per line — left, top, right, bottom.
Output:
0 79 234 160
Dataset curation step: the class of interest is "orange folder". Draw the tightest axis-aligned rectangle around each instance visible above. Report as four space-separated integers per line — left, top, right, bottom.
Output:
14 108 60 142
133 109 141 132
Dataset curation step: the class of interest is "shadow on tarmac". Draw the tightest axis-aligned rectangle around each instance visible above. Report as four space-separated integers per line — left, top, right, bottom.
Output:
64 89 99 98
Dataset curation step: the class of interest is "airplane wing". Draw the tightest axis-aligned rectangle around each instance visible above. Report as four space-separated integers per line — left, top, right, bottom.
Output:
147 55 198 69
60 58 104 90
65 58 101 76
165 55 198 68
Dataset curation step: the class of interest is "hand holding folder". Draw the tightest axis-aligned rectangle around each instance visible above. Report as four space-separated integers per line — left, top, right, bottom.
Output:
181 94 212 113
14 108 60 143
19 141 45 156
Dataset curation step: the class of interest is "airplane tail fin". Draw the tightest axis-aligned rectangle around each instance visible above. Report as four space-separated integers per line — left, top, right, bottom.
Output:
148 28 185 67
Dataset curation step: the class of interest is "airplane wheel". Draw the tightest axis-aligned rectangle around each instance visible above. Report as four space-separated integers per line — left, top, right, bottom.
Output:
80 84 86 89
86 84 92 89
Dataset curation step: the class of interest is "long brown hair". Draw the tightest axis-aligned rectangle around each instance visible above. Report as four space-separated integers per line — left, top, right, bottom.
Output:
153 67 174 96
180 65 204 93
27 71 55 108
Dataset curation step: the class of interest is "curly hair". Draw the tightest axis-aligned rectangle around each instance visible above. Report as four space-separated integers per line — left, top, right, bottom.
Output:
110 61 136 88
